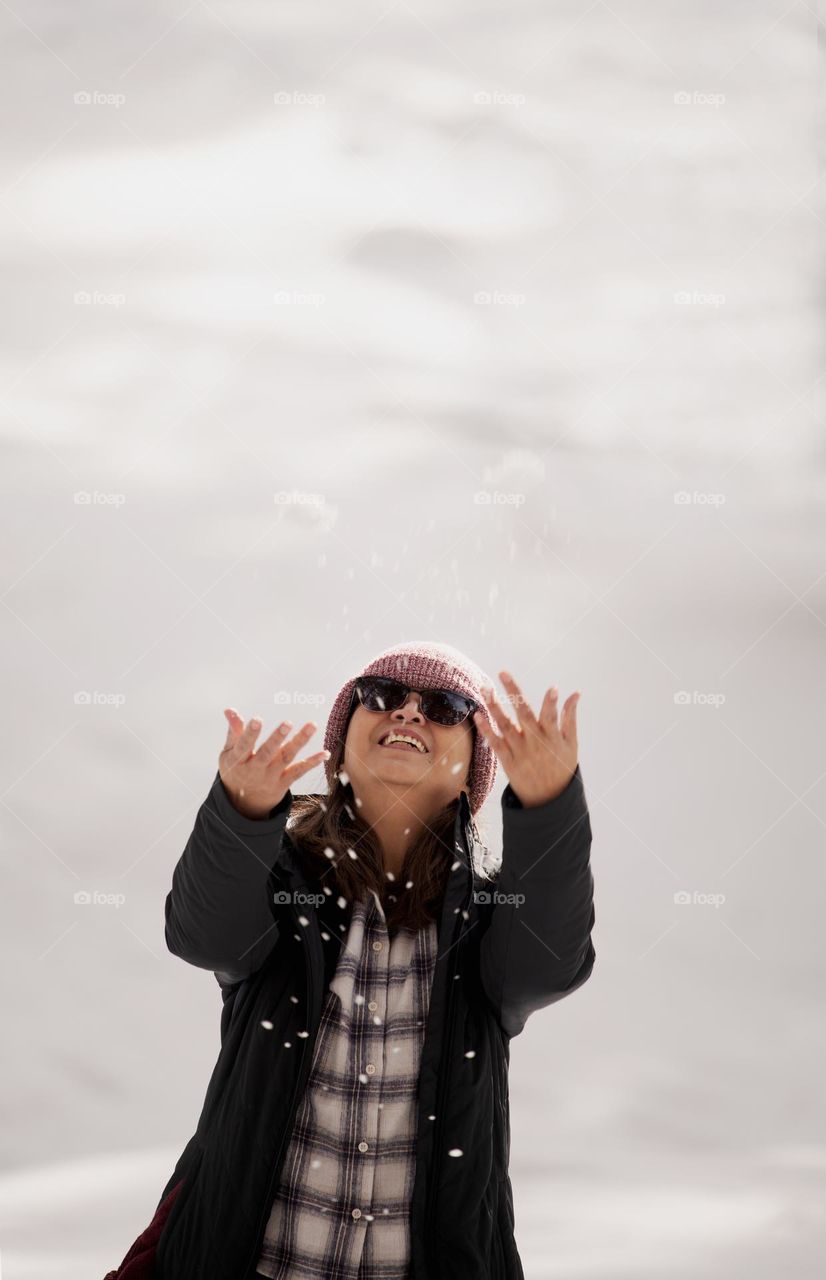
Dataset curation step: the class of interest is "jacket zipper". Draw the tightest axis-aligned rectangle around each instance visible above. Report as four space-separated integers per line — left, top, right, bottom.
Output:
240 895 318 1280
424 867 472 1270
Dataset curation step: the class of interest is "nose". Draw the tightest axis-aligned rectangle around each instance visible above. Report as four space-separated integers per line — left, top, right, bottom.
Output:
391 693 425 722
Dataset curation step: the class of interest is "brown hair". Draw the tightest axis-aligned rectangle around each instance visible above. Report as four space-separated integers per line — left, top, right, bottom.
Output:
287 723 495 935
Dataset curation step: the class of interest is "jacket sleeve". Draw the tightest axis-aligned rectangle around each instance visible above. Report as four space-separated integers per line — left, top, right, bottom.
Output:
478 763 596 1039
164 769 293 982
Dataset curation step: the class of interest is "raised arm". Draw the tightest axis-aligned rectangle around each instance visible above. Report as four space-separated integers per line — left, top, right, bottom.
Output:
164 708 330 982
164 770 292 979
472 671 596 1038
479 765 595 1037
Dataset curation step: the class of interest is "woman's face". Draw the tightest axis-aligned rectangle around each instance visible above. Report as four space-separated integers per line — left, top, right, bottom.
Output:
342 688 474 816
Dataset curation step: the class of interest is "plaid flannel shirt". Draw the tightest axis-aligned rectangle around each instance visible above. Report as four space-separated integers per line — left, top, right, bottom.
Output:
255 887 439 1280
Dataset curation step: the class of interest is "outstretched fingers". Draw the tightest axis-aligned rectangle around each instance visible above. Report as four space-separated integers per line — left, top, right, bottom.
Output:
280 747 331 788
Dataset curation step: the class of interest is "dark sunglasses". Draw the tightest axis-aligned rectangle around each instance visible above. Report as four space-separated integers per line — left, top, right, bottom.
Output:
352 675 478 727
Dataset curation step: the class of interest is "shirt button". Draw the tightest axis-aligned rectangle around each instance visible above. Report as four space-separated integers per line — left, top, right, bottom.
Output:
372 941 382 951
365 1063 376 1075
352 1208 362 1220
368 1001 378 1011
358 1141 369 1152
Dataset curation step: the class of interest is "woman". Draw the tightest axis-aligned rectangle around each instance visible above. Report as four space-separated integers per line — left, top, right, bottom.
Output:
106 640 595 1280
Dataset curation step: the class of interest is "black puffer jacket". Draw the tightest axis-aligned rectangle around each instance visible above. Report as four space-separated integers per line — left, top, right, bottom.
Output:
152 764 596 1280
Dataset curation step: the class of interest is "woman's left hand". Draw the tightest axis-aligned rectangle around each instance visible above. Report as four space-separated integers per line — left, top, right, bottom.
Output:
473 670 581 808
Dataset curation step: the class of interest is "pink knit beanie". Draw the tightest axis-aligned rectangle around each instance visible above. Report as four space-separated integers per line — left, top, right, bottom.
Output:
323 640 498 814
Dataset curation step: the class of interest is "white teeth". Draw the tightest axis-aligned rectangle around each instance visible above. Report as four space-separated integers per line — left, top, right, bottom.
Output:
380 732 426 753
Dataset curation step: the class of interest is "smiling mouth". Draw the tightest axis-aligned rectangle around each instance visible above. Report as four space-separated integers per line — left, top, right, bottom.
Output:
377 732 428 754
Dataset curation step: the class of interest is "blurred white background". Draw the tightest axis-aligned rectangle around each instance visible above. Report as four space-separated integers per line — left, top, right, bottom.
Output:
1 1 824 1276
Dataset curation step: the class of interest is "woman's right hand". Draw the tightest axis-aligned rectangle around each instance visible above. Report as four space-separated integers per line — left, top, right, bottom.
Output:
219 708 331 820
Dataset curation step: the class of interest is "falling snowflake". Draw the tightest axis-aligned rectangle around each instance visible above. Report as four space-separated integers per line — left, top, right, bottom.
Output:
260 1020 273 1030
448 1148 464 1158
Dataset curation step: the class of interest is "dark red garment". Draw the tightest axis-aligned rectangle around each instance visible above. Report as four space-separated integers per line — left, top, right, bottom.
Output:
103 1180 184 1279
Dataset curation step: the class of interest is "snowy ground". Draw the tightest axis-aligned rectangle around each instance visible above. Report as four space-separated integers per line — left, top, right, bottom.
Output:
1 1 824 1277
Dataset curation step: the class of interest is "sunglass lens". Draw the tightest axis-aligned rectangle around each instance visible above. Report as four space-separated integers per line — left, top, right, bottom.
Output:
357 676 407 712
422 689 474 725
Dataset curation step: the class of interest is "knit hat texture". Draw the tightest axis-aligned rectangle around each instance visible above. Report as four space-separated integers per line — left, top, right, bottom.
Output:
323 640 498 814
